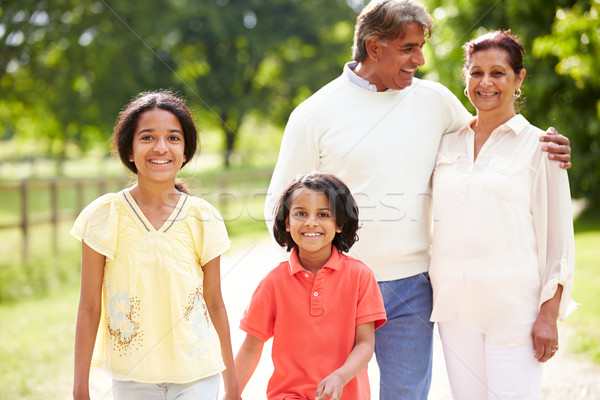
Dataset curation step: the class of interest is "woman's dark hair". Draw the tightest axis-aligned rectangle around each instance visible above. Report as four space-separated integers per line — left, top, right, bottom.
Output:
273 171 360 253
111 90 198 194
462 29 525 74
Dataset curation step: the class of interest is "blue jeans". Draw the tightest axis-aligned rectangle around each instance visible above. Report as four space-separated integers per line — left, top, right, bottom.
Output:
375 273 434 400
112 374 220 400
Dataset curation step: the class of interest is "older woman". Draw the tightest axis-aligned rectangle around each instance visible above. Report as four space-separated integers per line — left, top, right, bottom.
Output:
429 30 578 400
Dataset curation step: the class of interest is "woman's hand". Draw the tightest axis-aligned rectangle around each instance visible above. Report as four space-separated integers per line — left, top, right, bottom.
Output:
531 285 563 362
531 309 559 362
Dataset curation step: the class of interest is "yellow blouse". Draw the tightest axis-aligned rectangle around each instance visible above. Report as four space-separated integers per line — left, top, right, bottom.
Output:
71 189 230 383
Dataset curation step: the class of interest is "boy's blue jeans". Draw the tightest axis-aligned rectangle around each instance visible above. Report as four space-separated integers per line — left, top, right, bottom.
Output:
375 272 434 400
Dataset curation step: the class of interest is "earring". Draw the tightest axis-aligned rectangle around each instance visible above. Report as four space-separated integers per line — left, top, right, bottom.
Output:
514 88 522 99
464 88 469 98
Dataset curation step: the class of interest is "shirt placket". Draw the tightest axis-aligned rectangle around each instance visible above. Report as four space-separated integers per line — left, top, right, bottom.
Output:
461 132 476 203
308 269 325 316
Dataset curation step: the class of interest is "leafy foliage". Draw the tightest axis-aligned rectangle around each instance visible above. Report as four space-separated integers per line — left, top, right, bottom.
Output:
1 0 599 203
422 0 600 205
0 0 355 167
172 0 355 165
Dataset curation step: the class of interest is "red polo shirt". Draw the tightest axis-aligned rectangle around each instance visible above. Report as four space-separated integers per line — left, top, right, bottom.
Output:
240 246 386 399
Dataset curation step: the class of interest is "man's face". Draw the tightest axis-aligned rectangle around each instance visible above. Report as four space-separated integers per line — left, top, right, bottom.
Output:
372 22 426 91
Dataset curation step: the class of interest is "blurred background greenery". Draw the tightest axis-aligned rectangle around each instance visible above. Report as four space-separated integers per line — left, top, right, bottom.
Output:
1 0 599 398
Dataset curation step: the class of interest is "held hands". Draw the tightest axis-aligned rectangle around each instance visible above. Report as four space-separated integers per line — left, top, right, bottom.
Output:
315 372 345 400
540 127 572 169
221 390 242 400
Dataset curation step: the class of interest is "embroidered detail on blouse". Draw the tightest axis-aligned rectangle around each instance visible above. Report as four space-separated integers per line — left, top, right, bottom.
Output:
106 288 142 355
183 285 216 361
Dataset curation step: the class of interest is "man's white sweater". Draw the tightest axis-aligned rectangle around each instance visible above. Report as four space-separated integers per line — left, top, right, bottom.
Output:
265 71 470 282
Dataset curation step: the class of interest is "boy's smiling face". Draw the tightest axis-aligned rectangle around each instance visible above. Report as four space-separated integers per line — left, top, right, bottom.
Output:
286 187 342 272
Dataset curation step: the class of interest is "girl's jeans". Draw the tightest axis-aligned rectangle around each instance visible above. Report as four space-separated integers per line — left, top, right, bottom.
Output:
112 373 220 400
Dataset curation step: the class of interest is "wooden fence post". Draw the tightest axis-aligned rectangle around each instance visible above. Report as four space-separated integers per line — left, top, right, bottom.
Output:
76 179 84 214
50 179 58 256
20 180 29 263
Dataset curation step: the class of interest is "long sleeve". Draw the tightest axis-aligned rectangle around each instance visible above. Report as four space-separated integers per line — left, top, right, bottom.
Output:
531 149 579 320
264 104 320 231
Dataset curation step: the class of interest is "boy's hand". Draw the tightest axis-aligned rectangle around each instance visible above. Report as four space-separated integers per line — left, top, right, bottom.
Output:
540 127 571 169
315 372 344 400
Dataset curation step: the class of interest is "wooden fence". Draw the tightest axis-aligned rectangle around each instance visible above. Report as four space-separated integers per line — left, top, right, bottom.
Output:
0 168 274 264
0 176 128 263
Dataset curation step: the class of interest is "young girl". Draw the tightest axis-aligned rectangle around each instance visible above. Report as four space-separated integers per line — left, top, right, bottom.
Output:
71 90 239 400
235 172 386 400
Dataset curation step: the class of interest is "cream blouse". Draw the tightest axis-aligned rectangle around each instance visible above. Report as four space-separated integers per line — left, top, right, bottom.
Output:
71 189 230 383
429 115 578 346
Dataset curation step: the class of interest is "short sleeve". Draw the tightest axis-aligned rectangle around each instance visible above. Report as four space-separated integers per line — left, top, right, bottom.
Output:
239 278 276 342
356 266 387 330
188 197 231 266
70 193 120 259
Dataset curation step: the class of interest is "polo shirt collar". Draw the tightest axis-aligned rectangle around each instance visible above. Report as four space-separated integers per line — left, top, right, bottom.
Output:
288 246 342 275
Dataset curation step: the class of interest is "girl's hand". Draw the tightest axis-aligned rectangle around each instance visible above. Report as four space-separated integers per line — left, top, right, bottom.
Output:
73 390 91 400
316 372 344 400
221 389 242 400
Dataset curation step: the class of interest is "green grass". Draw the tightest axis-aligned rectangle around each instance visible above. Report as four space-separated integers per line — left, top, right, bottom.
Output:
0 285 78 400
569 208 600 363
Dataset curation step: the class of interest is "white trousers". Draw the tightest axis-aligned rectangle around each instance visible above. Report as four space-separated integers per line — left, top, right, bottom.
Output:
438 320 543 400
112 374 220 400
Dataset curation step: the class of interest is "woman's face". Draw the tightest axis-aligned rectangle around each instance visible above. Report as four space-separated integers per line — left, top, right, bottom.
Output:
464 47 525 116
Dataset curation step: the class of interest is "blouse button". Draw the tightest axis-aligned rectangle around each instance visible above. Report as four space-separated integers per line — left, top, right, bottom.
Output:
305 273 309 278
313 292 319 296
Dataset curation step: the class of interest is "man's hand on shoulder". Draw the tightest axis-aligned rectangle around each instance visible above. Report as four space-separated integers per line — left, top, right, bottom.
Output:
540 127 572 169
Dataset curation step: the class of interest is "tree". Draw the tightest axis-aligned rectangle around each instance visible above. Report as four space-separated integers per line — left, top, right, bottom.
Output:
173 0 356 166
533 1 600 206
0 0 182 171
422 0 600 205
1 0 357 169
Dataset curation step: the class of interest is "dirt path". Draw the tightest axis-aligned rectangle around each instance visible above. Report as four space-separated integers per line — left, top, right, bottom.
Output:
89 239 600 399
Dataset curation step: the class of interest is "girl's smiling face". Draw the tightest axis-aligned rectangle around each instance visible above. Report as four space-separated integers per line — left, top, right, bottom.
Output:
286 187 342 270
465 47 526 116
129 108 186 185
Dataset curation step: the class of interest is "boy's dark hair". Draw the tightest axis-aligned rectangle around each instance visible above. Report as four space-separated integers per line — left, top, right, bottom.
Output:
273 172 359 253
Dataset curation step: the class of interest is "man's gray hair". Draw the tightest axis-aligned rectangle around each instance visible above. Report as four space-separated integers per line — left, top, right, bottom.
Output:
352 0 434 62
